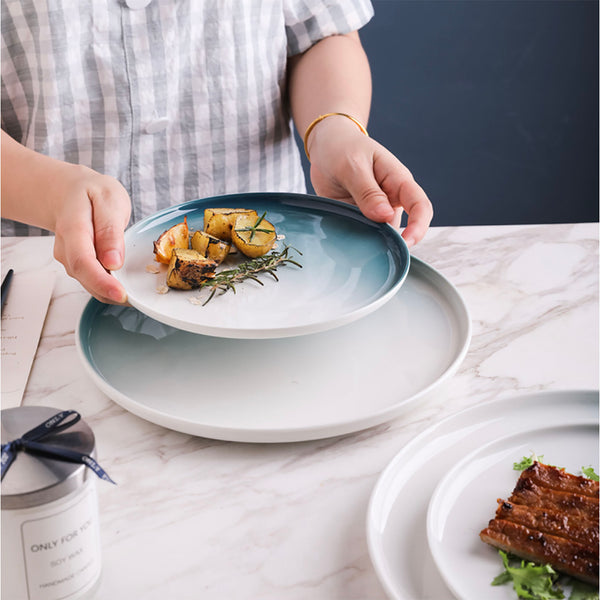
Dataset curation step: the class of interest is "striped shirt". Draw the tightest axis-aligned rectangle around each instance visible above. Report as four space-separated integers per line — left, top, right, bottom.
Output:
1 0 374 236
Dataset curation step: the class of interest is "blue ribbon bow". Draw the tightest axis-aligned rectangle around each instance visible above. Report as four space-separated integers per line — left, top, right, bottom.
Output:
1 410 115 484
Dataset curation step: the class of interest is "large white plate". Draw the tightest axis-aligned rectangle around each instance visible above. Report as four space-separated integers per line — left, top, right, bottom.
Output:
113 193 410 339
366 390 599 600
427 423 599 600
77 257 470 443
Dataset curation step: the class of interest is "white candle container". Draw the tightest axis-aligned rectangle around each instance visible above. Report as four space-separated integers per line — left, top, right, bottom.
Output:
1 406 103 600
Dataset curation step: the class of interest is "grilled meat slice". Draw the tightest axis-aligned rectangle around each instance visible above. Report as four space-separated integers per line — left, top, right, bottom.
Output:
494 500 598 549
480 462 599 585
480 519 598 585
521 462 599 498
509 480 598 523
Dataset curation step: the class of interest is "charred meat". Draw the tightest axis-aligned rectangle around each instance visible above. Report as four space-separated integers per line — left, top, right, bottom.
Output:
479 462 599 585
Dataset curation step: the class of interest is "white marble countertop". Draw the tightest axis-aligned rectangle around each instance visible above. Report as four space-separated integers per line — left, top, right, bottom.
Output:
1 223 598 600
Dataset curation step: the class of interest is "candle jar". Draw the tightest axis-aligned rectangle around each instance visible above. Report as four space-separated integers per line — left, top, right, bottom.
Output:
1 406 103 600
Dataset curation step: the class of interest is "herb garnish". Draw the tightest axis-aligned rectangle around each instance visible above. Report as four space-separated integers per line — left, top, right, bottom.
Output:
569 579 600 600
197 245 302 305
513 454 599 482
513 454 544 471
492 551 599 600
235 212 272 243
492 550 564 599
581 466 599 482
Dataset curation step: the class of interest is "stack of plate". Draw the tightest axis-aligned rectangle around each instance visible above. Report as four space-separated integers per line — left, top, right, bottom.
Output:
366 389 599 599
76 193 472 443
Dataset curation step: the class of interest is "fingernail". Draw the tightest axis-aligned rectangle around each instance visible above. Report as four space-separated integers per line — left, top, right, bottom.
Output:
109 287 127 303
103 250 122 270
374 205 394 221
403 235 416 248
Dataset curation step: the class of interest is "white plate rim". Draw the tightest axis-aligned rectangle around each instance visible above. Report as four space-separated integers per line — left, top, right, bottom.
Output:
366 389 599 600
425 420 598 600
77 257 472 443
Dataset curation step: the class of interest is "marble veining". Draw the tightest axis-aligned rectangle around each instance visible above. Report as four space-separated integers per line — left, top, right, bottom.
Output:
1 223 598 599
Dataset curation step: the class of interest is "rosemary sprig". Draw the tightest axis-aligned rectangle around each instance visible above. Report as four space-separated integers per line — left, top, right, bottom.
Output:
198 245 302 305
236 212 271 242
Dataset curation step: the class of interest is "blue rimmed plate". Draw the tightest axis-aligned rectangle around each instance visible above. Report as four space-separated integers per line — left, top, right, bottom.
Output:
77 257 470 443
112 193 410 338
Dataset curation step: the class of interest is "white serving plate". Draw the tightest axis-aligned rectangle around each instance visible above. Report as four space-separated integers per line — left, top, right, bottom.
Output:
112 193 410 339
427 422 598 600
77 257 470 443
366 390 599 599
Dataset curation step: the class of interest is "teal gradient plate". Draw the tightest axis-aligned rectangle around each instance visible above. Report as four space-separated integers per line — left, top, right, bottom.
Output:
77 257 471 442
112 193 410 338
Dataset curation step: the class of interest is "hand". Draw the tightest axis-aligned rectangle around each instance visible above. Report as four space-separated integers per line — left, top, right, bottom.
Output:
51 164 131 303
306 115 433 247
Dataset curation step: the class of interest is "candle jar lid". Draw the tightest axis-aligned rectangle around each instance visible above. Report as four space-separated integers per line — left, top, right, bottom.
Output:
1 406 96 510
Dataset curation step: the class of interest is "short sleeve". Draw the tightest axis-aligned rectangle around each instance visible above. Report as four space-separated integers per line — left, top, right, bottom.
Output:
284 0 374 56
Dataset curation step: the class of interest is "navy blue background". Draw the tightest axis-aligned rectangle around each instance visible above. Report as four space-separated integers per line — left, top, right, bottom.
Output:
300 0 598 226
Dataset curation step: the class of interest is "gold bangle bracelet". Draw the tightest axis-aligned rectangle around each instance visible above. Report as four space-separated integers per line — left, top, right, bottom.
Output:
302 112 368 162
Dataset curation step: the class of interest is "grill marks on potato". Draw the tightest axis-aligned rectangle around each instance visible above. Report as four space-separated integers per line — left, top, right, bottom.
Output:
166 249 217 290
191 230 231 264
153 207 279 291
231 213 277 258
153 216 189 264
203 208 257 242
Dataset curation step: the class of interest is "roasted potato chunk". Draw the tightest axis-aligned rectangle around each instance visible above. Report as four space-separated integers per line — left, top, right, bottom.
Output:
204 208 257 242
166 248 217 290
190 230 231 264
153 217 189 264
231 213 276 258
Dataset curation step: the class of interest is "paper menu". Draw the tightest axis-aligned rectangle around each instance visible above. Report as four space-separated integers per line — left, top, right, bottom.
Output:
1 270 56 408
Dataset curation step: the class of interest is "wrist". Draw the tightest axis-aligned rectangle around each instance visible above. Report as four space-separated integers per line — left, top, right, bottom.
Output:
303 112 368 162
42 160 92 231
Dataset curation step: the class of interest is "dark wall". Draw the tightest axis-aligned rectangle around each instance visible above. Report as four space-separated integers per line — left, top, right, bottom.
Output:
302 0 599 227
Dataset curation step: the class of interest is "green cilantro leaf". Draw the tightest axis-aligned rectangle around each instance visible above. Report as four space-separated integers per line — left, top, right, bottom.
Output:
568 578 599 600
581 466 599 482
514 454 544 471
492 570 513 586
492 551 564 599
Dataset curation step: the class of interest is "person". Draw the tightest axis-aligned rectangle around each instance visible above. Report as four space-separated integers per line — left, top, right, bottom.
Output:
1 0 433 304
